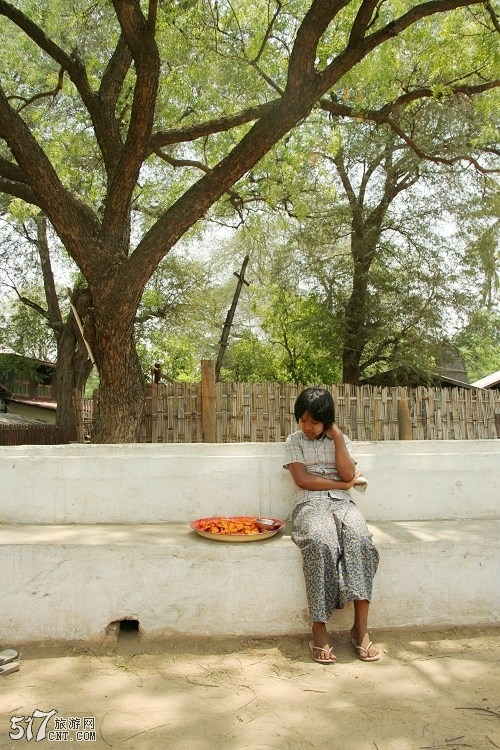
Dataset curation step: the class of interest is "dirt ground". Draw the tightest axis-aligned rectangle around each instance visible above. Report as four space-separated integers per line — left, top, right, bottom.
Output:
0 625 499 750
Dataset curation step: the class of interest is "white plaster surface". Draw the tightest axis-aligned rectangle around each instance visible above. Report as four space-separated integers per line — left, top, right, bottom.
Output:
0 441 498 641
1 440 499 524
1 519 498 641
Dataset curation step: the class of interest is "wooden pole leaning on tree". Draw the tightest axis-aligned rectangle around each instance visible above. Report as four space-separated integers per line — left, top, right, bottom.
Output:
201 359 217 443
398 398 413 440
66 288 97 371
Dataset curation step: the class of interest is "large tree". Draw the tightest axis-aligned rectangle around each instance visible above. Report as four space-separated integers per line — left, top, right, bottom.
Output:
324 113 491 383
0 0 498 441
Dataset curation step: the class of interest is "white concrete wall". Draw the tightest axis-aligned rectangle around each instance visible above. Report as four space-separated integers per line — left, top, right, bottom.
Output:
1 440 499 524
0 441 499 642
1 519 498 641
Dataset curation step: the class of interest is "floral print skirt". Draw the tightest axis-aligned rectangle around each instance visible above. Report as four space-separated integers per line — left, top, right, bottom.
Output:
292 496 379 623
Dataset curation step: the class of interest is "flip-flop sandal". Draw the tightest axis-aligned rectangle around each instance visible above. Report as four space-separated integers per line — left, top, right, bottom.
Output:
309 640 337 664
0 649 20 666
351 638 380 662
0 661 20 676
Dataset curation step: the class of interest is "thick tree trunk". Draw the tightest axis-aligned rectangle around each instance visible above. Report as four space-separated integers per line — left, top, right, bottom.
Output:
55 324 93 429
90 322 145 443
55 289 94 430
341 237 374 385
342 300 365 384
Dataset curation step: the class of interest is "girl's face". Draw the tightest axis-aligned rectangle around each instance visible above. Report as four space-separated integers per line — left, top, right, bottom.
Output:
298 410 324 440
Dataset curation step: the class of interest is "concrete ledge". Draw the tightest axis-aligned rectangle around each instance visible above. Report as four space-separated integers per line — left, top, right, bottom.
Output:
1 519 498 642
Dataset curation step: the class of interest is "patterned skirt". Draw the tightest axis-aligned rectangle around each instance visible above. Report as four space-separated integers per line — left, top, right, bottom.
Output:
292 496 379 622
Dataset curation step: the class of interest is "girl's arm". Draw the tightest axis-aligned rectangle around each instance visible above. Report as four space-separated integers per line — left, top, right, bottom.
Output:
324 424 356 481
288 461 359 491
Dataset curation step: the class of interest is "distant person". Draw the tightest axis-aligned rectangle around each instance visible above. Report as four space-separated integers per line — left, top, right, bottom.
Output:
284 387 380 664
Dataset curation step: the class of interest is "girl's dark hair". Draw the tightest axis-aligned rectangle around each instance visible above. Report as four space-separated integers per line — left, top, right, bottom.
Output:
294 387 335 429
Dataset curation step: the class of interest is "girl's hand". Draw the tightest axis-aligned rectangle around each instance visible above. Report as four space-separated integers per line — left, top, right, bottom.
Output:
344 471 362 489
325 423 343 439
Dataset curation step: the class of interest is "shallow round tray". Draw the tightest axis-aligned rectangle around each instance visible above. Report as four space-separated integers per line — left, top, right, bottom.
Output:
189 516 285 542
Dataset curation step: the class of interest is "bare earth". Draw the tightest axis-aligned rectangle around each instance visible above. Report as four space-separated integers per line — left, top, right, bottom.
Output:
1 626 499 750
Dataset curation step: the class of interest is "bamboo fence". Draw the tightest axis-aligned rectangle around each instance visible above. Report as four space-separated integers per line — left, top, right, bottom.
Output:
128 381 499 443
0 423 77 445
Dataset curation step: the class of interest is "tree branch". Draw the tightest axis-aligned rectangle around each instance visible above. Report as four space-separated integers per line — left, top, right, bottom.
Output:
34 215 64 334
250 1 282 66
103 0 160 234
99 34 133 106
0 1 95 108
247 1 284 95
0 84 103 274
319 80 500 174
8 68 65 113
484 0 500 32
0 1 125 174
0 156 27 184
154 150 210 174
14 291 50 323
287 0 350 96
153 148 250 219
378 115 500 174
149 101 278 150
0 177 40 206
320 0 495 94
349 0 380 43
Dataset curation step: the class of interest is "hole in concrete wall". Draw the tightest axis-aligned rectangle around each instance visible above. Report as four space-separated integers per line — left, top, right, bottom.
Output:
118 618 140 640
104 617 142 645
105 618 141 643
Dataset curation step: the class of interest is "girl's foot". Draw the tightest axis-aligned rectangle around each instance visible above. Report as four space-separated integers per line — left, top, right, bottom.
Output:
350 630 380 662
309 640 336 663
310 622 336 663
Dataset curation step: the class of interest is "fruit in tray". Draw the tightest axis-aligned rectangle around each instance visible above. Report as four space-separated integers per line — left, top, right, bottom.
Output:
197 517 261 535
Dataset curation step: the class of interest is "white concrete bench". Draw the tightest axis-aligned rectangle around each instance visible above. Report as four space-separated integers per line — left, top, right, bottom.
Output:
1 441 498 642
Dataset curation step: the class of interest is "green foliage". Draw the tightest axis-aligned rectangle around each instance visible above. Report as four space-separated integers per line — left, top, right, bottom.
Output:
454 310 500 382
137 332 201 382
0 0 498 432
0 289 57 361
0 352 42 384
210 103 498 386
459 179 500 309
134 248 222 380
219 332 279 382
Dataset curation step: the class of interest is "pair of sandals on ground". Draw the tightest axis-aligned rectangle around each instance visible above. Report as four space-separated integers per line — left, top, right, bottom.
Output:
309 632 380 664
0 648 20 675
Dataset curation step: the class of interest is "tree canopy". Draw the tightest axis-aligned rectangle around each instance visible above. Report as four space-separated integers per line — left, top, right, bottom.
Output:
0 0 498 440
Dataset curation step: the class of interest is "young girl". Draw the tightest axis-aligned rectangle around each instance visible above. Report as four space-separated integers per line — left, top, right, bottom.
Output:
284 387 380 664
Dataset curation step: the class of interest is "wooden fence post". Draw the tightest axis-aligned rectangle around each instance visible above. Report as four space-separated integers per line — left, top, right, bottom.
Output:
201 359 217 442
151 383 159 443
398 398 412 440
73 388 83 443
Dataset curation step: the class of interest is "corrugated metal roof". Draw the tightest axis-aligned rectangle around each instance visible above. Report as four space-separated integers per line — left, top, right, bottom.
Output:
471 370 500 388
7 396 57 411
0 412 47 424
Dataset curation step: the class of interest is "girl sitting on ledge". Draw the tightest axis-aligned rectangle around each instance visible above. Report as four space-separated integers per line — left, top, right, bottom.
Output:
284 387 380 664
